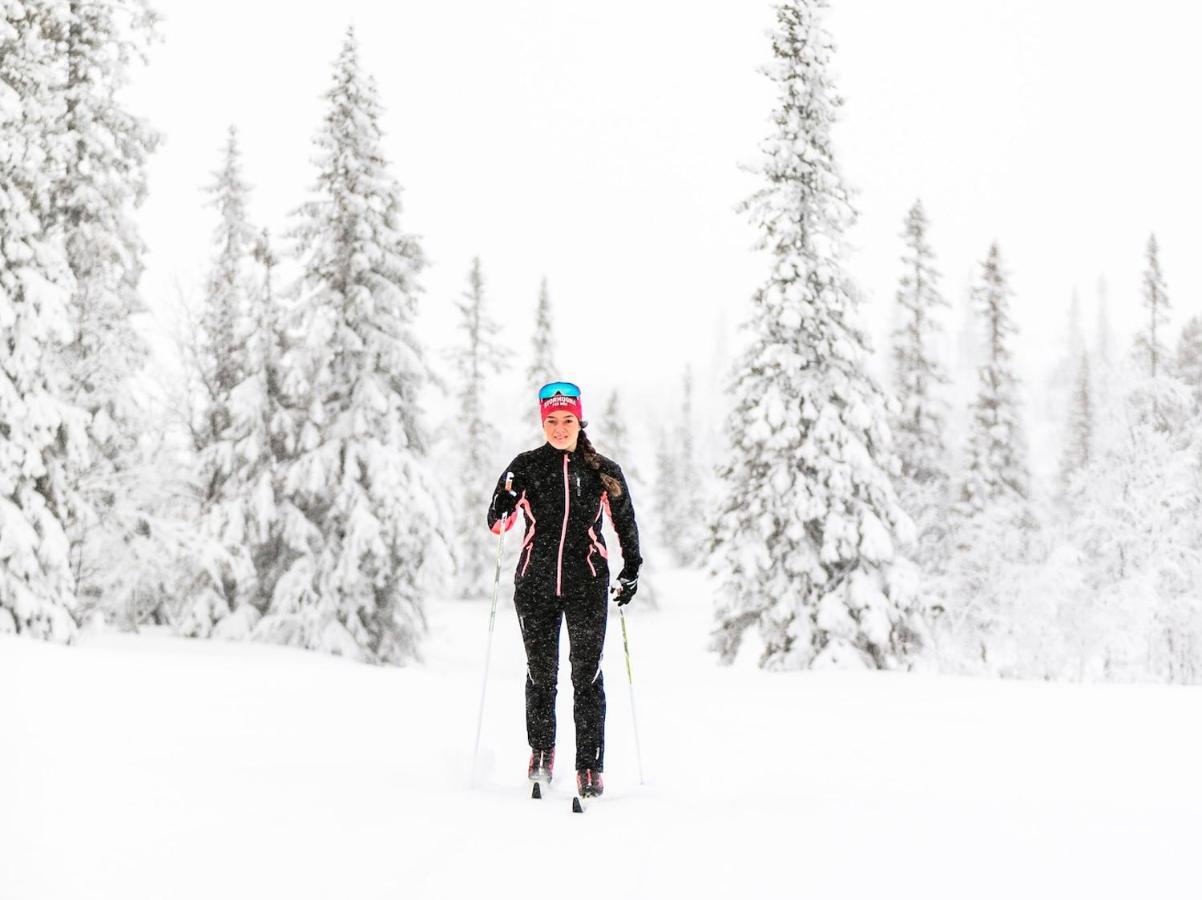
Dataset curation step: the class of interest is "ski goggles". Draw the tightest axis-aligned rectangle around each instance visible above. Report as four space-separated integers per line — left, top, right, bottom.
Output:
538 381 581 401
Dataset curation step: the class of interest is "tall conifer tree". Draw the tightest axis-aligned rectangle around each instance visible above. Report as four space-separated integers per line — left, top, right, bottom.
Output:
451 257 505 599
602 391 632 469
1052 291 1090 504
653 368 705 566
677 367 704 557
0 0 88 639
235 228 298 622
600 390 656 607
527 277 557 392
259 29 449 664
1059 354 1093 500
179 127 268 637
959 243 1029 511
710 0 918 670
1134 234 1170 379
889 200 950 567
51 0 165 619
1096 277 1112 368
942 243 1033 671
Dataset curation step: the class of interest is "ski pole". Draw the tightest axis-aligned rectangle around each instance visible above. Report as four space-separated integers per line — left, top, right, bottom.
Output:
471 473 514 787
618 604 645 785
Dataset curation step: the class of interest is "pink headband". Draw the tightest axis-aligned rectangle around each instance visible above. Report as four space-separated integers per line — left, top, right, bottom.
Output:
540 393 583 421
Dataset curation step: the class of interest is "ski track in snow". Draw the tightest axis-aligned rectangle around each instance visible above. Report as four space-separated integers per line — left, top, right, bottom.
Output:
2 568 1200 899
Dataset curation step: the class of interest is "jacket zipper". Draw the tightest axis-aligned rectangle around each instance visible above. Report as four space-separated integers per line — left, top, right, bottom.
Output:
557 454 570 596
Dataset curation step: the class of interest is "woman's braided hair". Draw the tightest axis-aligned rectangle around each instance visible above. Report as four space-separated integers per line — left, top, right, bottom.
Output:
576 428 623 498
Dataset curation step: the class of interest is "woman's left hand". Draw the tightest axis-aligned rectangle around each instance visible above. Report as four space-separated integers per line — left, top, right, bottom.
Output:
611 575 638 605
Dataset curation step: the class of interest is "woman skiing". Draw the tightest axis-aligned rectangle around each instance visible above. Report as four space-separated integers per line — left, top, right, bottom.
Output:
486 381 642 800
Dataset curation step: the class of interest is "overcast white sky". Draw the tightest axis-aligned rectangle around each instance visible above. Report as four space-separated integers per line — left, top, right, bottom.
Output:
128 0 1202 454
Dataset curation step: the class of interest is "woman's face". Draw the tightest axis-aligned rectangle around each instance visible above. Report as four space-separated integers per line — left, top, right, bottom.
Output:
543 412 580 451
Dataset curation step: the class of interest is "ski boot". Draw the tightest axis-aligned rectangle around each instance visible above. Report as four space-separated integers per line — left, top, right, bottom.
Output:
527 747 555 784
576 768 604 799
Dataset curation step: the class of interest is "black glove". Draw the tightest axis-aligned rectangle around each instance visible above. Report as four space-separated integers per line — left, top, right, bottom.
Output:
493 487 519 519
493 470 519 519
611 574 638 606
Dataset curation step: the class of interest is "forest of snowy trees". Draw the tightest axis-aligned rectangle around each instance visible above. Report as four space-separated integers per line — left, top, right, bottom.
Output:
4 0 1201 683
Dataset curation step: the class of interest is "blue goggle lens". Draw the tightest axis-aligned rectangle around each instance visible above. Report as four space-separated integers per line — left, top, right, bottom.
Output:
538 381 581 400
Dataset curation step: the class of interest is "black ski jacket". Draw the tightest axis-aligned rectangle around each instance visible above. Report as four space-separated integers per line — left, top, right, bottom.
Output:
487 442 641 597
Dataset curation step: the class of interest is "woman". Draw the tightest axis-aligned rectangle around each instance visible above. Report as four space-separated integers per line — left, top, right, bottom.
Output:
486 381 642 800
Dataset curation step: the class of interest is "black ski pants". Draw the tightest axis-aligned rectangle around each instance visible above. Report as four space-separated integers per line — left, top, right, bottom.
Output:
514 580 608 772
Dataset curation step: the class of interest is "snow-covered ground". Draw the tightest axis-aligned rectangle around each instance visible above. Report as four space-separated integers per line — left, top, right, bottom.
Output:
3 568 1200 900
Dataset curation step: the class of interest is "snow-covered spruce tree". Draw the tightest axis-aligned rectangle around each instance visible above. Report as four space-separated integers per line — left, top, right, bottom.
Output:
237 229 296 623
652 367 705 566
1096 277 1111 367
198 128 255 437
953 276 981 387
709 0 919 671
600 390 657 607
943 242 1035 673
603 389 650 520
1134 233 1170 379
258 29 449 664
1054 292 1090 504
48 0 169 623
1063 290 1085 374
1174 316 1202 411
1058 352 1092 503
1091 276 1117 424
959 243 1029 512
1045 290 1085 420
602 391 634 473
449 257 505 600
177 127 267 638
527 276 557 393
651 401 677 563
675 367 705 562
652 428 679 552
0 0 90 640
889 199 951 570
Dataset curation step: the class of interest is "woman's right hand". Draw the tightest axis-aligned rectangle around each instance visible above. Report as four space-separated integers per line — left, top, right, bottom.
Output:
494 472 519 517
